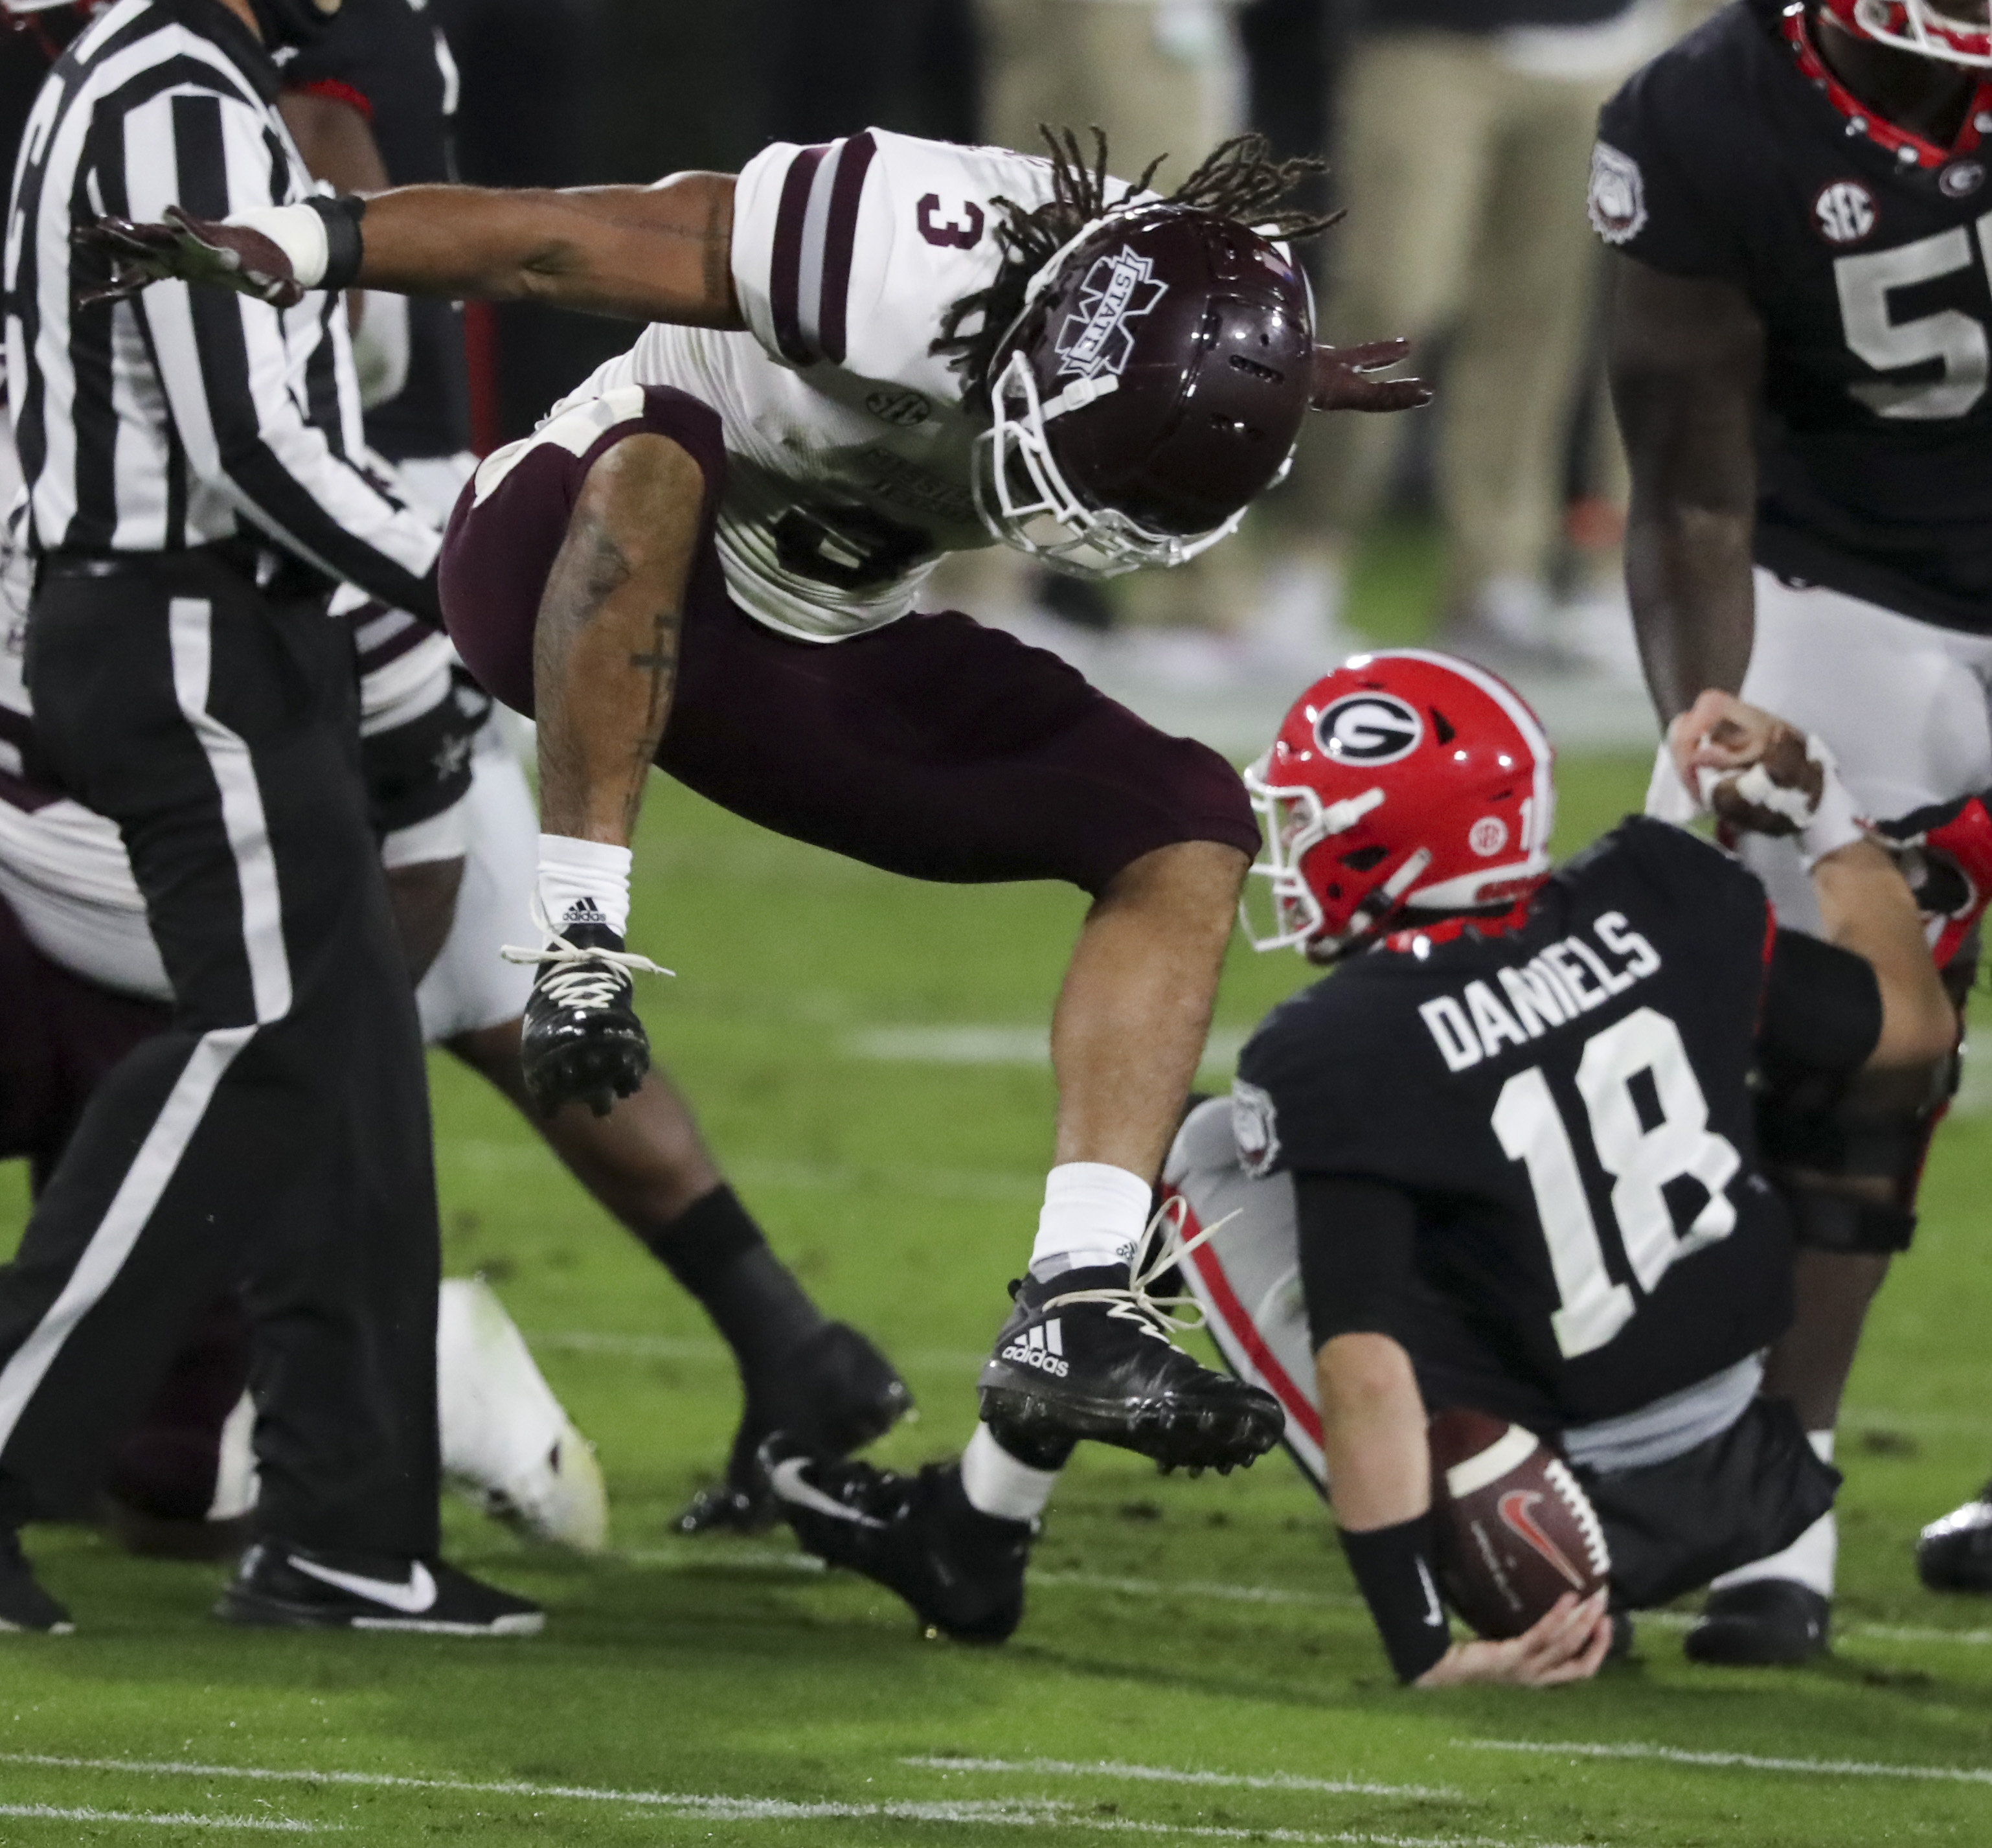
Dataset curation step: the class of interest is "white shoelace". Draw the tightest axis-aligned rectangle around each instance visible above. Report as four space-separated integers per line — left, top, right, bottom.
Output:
501 898 673 1010
1037 1193 1239 1345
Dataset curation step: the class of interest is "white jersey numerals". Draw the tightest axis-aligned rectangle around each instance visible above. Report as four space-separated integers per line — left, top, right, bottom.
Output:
1491 1007 1740 1360
1835 216 1992 421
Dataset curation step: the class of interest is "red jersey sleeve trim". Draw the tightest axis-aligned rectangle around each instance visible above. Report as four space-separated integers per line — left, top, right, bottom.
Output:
285 78 375 124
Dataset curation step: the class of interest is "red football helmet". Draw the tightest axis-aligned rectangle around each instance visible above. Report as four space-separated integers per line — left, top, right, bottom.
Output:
1242 650 1556 963
1821 0 1992 67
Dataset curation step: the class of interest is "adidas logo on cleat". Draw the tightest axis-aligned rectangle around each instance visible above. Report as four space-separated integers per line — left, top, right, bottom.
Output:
1000 1320 1069 1378
561 898 613 929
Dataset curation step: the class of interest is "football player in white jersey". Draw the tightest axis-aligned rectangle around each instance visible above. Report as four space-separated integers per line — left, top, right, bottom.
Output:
89 128 1429 1555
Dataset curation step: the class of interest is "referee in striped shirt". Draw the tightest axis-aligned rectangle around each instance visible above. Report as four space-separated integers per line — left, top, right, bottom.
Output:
0 0 533 1633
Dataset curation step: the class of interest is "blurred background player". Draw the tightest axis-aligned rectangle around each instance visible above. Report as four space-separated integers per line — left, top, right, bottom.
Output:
1166 656 1954 1682
0 0 911 1545
1267 0 1671 675
1599 0 1992 1656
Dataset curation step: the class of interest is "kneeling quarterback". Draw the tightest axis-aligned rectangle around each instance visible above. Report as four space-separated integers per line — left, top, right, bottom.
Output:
1169 652 1956 1684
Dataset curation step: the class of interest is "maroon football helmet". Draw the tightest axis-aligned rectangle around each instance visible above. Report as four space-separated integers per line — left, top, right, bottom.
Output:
974 203 1315 577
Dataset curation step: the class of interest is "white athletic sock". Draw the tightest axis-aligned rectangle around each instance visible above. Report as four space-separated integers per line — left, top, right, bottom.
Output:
1710 1430 1839 1599
960 1422 1061 1524
1027 1161 1151 1280
537 833 632 939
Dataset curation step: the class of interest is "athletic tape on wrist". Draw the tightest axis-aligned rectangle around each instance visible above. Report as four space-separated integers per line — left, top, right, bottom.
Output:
1796 740 1868 870
308 195 367 293
1339 1514 1451 1683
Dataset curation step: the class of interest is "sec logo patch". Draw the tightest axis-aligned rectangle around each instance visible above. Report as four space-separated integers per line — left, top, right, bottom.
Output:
1815 180 1877 245
1316 692 1423 766
1469 816 1509 858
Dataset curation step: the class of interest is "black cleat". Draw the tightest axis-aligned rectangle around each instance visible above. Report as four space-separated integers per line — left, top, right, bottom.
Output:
1918 1485 1992 1592
512 919 668 1118
760 1436 1030 1642
1684 1579 1829 1667
0 1531 73 1634
675 1322 913 1534
977 1265 1283 1472
216 1541 543 1635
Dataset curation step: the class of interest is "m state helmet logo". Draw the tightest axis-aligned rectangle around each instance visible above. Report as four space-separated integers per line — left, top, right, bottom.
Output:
1815 180 1877 244
1056 246 1168 380
1587 142 1647 245
1316 692 1423 766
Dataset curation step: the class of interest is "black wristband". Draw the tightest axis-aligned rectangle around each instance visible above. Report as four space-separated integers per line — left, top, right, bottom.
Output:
304 194 367 292
1339 1514 1452 1683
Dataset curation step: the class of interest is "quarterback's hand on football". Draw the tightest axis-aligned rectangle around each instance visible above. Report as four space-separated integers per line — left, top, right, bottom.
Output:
1310 339 1434 415
75 206 305 309
1414 1591 1613 1689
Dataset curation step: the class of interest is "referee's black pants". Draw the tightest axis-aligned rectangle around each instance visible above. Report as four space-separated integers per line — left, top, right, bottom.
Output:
1 551 440 1558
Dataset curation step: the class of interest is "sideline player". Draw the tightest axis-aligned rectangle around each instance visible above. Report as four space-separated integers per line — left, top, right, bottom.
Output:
86 129 1431 1494
1594 0 1992 1656
1167 653 1955 1683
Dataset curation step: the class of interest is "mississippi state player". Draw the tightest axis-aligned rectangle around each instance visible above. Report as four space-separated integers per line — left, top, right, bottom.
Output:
1165 653 1954 1683
1597 0 1992 1658
84 128 1427 1487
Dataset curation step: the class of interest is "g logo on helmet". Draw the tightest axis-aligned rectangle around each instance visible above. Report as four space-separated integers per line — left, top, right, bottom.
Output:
1317 693 1423 766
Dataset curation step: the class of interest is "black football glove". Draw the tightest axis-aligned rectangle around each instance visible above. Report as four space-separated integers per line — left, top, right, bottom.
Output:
1875 791 1992 969
509 921 671 1119
74 205 306 309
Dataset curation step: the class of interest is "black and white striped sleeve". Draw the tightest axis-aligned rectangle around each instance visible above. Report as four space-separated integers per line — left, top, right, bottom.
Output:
111 85 440 617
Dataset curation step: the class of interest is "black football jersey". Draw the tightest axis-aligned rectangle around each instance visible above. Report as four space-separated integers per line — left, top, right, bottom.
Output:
286 0 470 462
1237 818 1796 1429
1596 0 1992 633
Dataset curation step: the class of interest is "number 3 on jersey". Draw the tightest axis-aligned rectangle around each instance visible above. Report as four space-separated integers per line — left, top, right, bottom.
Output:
1491 1007 1741 1359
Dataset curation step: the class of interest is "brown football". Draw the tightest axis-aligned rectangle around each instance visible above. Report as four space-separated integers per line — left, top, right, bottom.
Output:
1427 1408 1611 1639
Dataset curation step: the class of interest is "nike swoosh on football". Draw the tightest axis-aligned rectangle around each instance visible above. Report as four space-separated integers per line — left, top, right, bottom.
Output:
767 1458 886 1529
288 1555 439 1614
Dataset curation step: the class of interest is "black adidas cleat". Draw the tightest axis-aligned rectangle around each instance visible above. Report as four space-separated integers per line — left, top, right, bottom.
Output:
1918 1484 1992 1592
216 1541 543 1636
761 1437 1031 1642
0 1531 73 1634
1684 1579 1829 1667
977 1265 1283 1473
675 1322 914 1535
513 920 667 1119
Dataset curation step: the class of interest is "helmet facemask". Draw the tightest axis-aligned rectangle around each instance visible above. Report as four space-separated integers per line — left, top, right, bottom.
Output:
1838 0 1992 67
971 347 1255 578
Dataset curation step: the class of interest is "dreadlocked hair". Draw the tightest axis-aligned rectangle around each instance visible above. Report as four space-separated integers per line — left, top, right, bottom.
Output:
933 126 1337 410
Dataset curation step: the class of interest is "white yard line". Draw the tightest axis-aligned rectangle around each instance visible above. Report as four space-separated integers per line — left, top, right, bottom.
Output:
0 1754 1563 1847
0 1803 332 1832
1463 1739 1992 1786
900 1755 1454 1800
844 1025 1249 1076
531 1329 986 1373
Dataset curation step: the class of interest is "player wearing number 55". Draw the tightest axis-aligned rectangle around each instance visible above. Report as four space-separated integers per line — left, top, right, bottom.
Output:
1164 654 1960 1686
1599 0 1992 1652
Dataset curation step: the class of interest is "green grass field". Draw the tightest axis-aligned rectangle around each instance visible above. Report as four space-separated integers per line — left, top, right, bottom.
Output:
3 690 1991 1842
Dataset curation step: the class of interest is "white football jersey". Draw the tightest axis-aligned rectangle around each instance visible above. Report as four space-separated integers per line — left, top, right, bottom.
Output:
551 129 1102 643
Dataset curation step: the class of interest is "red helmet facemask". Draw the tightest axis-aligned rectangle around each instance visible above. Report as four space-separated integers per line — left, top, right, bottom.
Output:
1820 0 1992 69
1241 650 1556 964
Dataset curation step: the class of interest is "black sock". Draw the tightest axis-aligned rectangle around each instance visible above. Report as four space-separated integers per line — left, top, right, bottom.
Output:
637 1185 825 1379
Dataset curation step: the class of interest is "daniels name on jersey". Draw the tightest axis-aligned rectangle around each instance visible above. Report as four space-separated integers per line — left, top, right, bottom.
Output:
1594 0 1992 632
1236 818 1792 1430
543 130 1125 644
